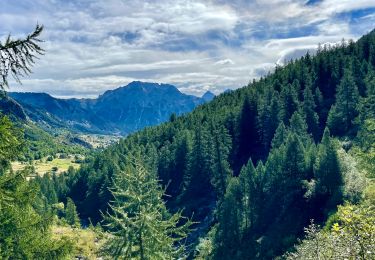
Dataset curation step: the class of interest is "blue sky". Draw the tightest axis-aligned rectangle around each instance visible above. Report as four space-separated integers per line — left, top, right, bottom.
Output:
1 0 375 98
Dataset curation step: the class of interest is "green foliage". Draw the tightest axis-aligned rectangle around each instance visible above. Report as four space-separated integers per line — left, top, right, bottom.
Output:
213 177 244 259
327 70 360 136
65 197 80 227
0 25 44 90
314 128 343 210
0 169 72 259
0 116 23 171
302 84 320 141
286 204 375 260
63 29 375 259
0 118 72 258
101 158 192 259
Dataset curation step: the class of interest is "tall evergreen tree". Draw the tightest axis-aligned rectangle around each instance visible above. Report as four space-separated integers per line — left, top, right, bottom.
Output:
238 159 259 231
0 118 71 258
258 89 280 152
280 84 299 124
209 123 233 198
302 84 320 141
101 158 191 259
271 122 288 149
65 197 80 227
213 177 243 260
327 70 360 136
236 94 261 168
183 125 213 203
314 128 343 209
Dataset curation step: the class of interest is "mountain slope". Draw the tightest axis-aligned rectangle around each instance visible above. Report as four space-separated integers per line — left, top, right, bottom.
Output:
201 91 215 102
62 29 375 258
10 81 205 134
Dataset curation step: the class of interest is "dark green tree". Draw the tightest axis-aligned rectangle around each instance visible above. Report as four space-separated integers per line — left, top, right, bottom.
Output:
314 128 343 209
280 84 299 124
65 197 80 227
213 177 243 260
209 122 232 198
236 94 261 168
258 89 281 152
302 84 320 141
327 70 360 136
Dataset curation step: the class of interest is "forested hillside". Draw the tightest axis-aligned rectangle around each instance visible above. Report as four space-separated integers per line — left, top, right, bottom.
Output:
49 30 375 258
1 23 374 259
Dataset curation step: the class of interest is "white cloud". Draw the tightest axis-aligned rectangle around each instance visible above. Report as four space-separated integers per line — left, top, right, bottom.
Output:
2 0 375 97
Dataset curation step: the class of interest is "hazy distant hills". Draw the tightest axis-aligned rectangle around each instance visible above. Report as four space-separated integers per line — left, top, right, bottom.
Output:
9 81 214 135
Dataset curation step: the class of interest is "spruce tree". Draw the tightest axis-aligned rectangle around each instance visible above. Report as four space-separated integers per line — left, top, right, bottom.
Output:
0 120 71 258
182 125 213 214
101 158 191 259
65 197 80 227
280 84 299 124
258 89 280 152
238 159 258 230
236 94 261 168
327 70 360 136
314 128 343 207
209 122 232 198
271 122 288 149
213 177 243 260
302 84 320 141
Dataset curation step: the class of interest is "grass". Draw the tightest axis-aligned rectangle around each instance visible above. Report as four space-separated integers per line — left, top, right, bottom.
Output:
52 224 103 259
11 156 81 175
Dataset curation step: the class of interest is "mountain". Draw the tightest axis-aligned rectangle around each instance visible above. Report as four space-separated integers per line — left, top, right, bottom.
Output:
10 81 205 135
62 29 375 259
0 95 27 121
201 91 215 102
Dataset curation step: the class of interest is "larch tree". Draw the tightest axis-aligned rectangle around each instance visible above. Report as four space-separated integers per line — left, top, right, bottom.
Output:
0 25 72 259
101 158 192 260
0 24 44 90
65 197 80 227
314 128 343 210
327 70 360 136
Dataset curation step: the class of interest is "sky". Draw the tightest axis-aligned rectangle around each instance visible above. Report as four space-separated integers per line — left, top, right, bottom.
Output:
1 0 375 98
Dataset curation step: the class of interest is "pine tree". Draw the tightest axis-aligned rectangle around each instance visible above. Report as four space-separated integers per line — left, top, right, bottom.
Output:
258 89 280 152
238 159 258 230
0 120 71 258
101 158 191 259
280 84 299 124
209 122 232 198
271 122 288 149
327 70 360 136
65 197 80 227
314 128 343 207
302 84 320 141
183 125 213 207
213 177 243 260
236 94 261 168
289 111 310 143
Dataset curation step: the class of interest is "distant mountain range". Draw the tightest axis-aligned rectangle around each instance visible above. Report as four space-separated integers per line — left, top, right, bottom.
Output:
7 81 216 135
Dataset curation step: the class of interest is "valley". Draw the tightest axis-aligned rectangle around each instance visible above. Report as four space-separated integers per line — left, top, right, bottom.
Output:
9 81 213 135
0 3 374 260
11 155 81 175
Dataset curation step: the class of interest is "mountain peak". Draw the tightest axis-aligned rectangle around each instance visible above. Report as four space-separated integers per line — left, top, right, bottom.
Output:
201 91 215 102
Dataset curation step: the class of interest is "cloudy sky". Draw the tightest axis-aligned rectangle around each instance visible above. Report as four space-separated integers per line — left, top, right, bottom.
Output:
1 0 375 98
